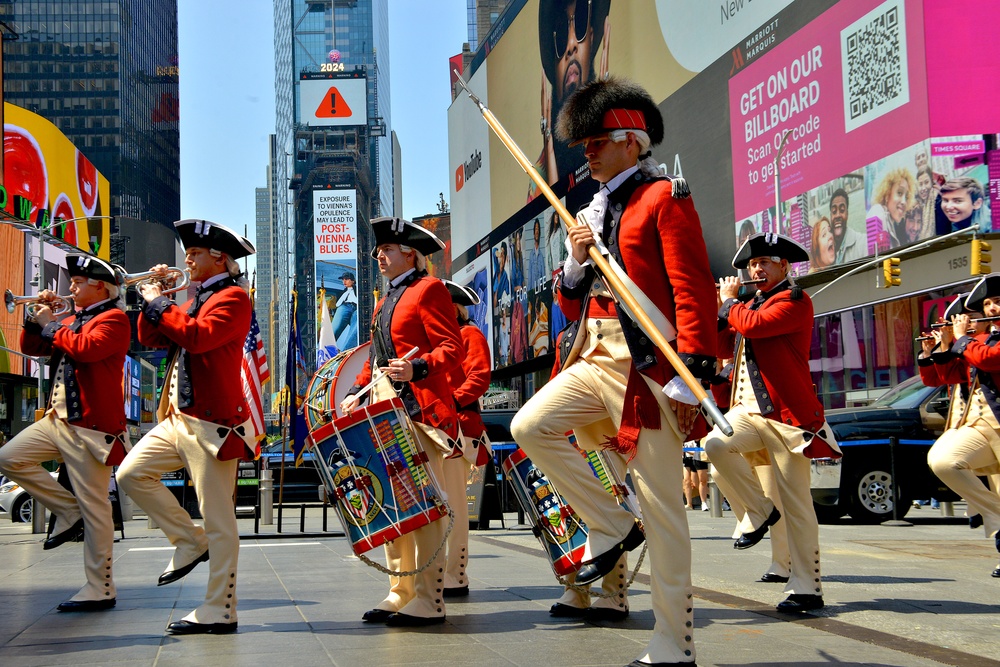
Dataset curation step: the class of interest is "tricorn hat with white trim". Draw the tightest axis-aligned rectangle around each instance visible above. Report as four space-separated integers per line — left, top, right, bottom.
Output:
66 254 121 285
944 292 975 320
370 217 446 259
732 232 809 270
174 219 256 259
442 279 480 307
965 274 1000 313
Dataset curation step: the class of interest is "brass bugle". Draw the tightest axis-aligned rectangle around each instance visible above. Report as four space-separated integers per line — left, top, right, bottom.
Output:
716 277 767 288
4 289 73 317
121 267 190 295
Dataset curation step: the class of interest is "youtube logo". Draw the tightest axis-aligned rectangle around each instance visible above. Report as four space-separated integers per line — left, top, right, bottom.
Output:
455 149 482 193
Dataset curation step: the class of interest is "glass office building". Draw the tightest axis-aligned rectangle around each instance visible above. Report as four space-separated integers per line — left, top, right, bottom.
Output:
274 0 391 364
1 0 180 229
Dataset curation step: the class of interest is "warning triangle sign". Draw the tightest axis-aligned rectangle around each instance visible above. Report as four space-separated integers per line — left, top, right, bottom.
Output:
315 87 353 118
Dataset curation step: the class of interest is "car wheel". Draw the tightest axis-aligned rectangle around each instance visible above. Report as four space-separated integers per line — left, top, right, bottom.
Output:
11 494 33 523
847 467 911 523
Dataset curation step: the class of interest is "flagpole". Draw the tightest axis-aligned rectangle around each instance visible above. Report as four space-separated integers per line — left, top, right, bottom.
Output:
454 73 732 435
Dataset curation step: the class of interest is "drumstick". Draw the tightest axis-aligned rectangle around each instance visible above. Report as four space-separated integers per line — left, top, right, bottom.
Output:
353 346 420 401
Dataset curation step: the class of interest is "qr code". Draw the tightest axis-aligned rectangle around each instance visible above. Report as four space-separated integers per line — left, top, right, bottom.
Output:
841 0 909 133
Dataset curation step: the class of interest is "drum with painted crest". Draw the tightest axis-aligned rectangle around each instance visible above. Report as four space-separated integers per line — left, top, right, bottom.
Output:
308 396 448 555
502 435 641 577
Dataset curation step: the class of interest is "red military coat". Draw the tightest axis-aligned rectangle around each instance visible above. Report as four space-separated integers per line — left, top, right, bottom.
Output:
448 323 491 439
558 178 717 387
719 287 826 433
556 176 717 452
22 307 129 438
138 285 252 429
353 275 465 439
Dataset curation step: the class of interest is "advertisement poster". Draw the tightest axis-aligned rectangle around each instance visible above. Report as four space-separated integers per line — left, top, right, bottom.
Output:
3 103 112 258
452 251 492 363
313 188 358 361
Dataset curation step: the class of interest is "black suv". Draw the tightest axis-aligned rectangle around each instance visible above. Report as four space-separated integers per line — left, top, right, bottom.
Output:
812 375 958 523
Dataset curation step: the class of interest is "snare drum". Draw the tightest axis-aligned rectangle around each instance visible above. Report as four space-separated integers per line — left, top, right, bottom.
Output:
304 342 370 431
502 447 587 576
309 396 448 555
502 440 640 577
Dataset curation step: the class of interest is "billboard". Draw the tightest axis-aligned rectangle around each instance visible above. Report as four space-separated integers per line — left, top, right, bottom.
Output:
450 0 1000 290
2 103 112 258
123 356 142 423
300 77 369 128
314 188 359 361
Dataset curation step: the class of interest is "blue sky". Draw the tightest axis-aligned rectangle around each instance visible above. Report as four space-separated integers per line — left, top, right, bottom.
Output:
177 0 469 259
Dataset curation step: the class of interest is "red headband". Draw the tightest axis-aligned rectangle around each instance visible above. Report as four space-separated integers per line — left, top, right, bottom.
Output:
602 108 647 132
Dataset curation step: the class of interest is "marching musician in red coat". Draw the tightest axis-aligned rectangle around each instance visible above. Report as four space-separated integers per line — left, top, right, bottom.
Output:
340 217 464 626
511 77 718 667
0 255 129 612
440 280 492 597
706 232 840 614
117 219 255 635
927 275 1000 576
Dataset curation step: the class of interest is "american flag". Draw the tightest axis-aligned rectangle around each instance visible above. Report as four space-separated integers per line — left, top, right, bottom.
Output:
242 310 270 443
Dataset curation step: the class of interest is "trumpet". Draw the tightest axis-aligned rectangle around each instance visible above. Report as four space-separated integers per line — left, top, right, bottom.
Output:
4 289 74 317
121 267 190 295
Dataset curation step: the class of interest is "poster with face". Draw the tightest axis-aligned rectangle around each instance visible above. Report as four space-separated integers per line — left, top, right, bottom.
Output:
523 214 551 359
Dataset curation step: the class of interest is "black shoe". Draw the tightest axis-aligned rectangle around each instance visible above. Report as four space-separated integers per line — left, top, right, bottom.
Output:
57 598 116 612
166 620 238 635
384 612 446 627
992 567 1000 578
443 586 469 598
362 608 394 623
158 550 209 586
43 518 85 551
776 593 824 612
575 523 645 585
758 572 789 583
734 507 781 550
549 602 588 618
584 606 629 622
969 514 983 529
626 660 697 666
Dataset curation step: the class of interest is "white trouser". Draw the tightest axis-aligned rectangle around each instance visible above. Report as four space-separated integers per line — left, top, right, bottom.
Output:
0 413 115 602
511 329 694 665
118 413 238 625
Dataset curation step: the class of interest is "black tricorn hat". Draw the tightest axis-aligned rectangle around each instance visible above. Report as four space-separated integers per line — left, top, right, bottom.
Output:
943 293 974 320
538 0 611 92
66 254 121 285
965 274 1000 313
175 219 256 259
732 232 809 270
442 279 480 307
370 217 446 259
556 75 664 147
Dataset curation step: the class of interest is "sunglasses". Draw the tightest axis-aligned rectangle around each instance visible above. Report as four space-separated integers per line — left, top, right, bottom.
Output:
553 0 592 60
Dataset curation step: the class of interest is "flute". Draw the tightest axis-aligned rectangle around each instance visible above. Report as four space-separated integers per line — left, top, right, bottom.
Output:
915 332 974 342
715 278 767 288
930 315 1000 328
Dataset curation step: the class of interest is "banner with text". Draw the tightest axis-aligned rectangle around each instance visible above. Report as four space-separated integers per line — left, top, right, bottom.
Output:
314 188 359 360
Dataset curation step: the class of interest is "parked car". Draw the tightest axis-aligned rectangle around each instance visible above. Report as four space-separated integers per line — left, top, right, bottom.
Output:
0 472 58 523
811 375 958 523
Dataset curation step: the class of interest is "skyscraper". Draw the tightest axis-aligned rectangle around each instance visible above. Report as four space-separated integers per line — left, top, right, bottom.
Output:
272 0 392 365
1 0 181 235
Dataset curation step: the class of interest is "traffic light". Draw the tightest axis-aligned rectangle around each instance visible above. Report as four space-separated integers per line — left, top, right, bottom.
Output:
882 257 901 288
971 239 992 275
